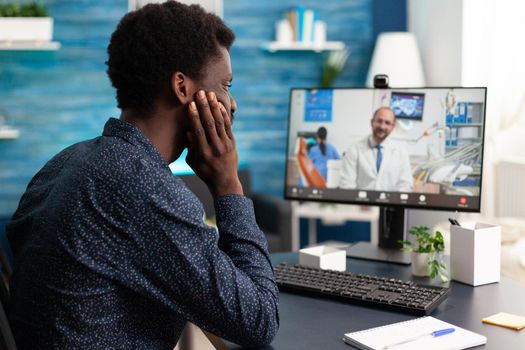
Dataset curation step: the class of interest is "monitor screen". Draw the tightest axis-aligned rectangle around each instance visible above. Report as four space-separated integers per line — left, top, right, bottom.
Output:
284 87 487 212
390 91 425 120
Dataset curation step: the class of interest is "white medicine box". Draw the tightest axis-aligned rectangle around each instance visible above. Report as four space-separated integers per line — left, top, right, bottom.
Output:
299 245 346 271
450 222 501 286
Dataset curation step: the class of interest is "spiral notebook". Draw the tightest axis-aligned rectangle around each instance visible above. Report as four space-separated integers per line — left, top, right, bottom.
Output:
343 316 486 350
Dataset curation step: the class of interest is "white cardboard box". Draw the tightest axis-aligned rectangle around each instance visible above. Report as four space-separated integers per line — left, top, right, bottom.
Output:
450 222 501 286
299 245 346 271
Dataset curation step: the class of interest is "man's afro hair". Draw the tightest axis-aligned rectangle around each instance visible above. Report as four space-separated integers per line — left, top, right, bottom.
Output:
106 1 235 114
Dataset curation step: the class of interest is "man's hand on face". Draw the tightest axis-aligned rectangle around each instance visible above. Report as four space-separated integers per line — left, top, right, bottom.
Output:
185 90 243 197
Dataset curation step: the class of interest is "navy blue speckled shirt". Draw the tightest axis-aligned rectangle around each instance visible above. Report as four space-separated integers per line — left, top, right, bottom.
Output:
6 118 279 349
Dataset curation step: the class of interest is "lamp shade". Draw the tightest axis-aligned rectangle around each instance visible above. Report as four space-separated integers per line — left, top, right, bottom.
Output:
366 32 425 88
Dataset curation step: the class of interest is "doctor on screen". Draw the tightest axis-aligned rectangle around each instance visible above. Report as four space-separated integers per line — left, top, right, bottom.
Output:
339 106 413 192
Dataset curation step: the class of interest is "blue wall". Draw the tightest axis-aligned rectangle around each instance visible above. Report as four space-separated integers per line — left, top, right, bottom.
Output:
372 0 406 42
0 1 124 217
0 0 376 219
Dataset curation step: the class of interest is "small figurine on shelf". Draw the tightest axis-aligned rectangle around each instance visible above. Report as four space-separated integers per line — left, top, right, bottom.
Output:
320 48 350 87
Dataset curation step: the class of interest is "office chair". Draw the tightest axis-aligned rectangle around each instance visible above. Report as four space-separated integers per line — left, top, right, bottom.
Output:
0 302 16 350
295 137 327 188
0 247 17 350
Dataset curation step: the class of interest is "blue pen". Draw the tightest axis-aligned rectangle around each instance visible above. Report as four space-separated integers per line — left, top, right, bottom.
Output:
383 328 455 349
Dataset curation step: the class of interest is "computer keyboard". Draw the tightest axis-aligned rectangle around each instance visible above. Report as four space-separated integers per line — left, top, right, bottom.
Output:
274 263 450 316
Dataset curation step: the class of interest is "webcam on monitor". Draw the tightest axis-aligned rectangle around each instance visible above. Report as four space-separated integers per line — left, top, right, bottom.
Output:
373 74 389 88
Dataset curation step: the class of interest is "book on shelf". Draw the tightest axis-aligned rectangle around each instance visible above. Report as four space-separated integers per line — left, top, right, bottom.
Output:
282 6 319 44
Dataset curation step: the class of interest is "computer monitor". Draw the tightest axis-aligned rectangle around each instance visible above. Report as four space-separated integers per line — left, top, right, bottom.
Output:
285 87 487 264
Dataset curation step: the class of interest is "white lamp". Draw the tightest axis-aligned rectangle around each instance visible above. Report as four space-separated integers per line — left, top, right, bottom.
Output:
366 32 425 88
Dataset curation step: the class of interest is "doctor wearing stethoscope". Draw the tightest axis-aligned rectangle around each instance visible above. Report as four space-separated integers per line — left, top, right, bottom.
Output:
339 106 413 192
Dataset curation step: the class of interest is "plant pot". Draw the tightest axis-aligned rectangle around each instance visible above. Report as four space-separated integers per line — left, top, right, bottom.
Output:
0 17 53 41
411 252 430 277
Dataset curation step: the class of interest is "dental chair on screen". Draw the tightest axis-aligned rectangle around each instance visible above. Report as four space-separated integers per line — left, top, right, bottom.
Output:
295 137 326 188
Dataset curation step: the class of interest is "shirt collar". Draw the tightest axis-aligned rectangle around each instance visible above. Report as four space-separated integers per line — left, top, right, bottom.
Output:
368 134 391 149
102 117 169 167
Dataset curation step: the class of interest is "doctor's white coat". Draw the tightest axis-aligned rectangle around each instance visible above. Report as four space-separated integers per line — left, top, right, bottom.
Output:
339 135 413 192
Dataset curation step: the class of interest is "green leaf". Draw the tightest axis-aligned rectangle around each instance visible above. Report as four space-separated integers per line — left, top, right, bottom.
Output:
408 226 449 281
0 2 48 17
427 259 438 279
320 49 349 87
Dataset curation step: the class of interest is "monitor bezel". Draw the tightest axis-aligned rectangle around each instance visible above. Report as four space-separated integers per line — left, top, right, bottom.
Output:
283 86 488 213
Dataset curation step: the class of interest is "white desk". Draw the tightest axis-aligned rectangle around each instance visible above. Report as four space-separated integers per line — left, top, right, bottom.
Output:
290 202 379 251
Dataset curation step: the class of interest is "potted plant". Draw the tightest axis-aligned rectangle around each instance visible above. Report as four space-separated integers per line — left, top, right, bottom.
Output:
399 226 449 282
320 48 350 87
0 1 53 42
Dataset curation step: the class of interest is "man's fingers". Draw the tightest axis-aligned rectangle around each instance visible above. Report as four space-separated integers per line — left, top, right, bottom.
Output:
187 101 208 151
207 93 227 140
221 103 234 140
195 90 221 147
216 102 229 140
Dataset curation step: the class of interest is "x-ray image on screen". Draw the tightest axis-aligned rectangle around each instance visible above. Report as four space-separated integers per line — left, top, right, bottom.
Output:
390 92 425 120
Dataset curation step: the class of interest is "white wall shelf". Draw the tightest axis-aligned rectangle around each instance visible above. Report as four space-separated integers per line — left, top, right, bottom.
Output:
0 128 20 139
0 40 60 51
261 41 345 53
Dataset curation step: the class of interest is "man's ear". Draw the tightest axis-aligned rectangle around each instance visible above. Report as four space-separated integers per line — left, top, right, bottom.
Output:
171 72 195 105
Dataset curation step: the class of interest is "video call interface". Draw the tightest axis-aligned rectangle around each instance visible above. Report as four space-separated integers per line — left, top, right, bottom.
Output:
285 87 487 211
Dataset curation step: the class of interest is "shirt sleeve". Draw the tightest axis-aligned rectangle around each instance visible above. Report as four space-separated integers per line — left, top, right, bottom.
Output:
215 195 278 297
328 144 341 160
103 177 279 347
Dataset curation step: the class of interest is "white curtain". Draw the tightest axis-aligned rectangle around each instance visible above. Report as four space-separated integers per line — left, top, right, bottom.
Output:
410 0 525 217
461 0 525 216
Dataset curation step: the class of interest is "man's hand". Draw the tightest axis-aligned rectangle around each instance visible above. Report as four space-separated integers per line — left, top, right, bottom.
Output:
185 90 243 197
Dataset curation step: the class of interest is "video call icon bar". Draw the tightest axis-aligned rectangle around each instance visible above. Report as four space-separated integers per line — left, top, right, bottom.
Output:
288 186 471 210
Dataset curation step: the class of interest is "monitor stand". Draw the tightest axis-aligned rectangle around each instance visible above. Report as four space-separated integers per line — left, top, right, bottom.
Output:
346 206 411 265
